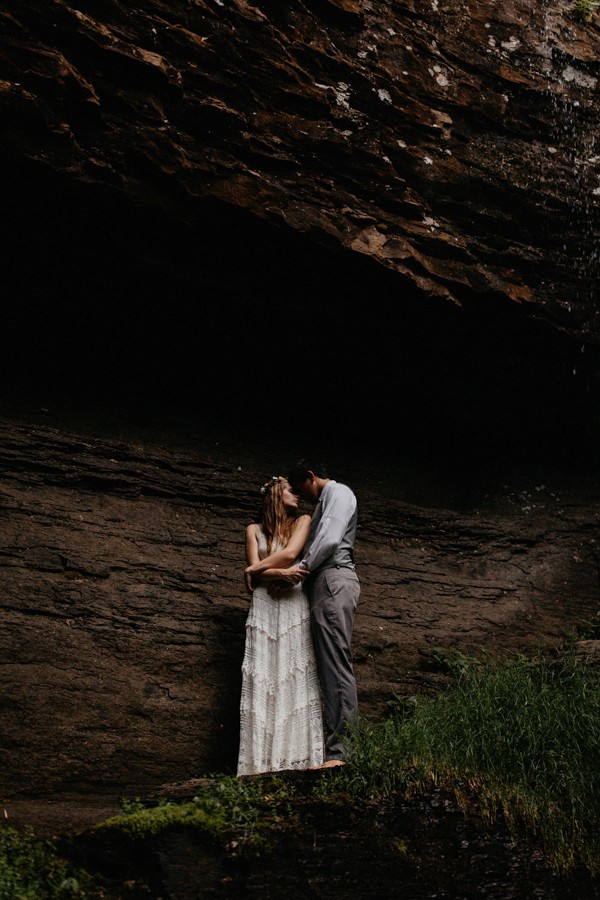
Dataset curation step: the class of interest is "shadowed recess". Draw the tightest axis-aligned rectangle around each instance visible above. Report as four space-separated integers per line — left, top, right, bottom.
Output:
3 156 600 472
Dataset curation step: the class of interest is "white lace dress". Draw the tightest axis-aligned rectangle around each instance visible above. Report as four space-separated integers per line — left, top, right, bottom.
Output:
237 526 324 775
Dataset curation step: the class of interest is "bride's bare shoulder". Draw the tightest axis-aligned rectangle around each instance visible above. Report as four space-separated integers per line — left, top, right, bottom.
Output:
294 514 311 528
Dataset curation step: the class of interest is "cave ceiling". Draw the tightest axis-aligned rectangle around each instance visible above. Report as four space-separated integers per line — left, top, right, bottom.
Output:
1 0 600 460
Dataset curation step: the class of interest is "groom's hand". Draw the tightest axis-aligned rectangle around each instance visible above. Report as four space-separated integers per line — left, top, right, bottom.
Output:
276 566 303 584
266 567 303 597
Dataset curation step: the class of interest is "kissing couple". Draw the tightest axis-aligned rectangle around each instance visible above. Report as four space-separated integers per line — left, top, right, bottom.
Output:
237 459 360 776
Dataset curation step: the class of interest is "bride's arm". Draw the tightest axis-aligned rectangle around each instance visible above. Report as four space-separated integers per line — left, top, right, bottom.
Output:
244 524 261 593
245 515 311 581
244 526 293 583
244 520 307 592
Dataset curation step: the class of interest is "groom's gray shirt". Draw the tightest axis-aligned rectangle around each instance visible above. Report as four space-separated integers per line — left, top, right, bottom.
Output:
299 480 357 574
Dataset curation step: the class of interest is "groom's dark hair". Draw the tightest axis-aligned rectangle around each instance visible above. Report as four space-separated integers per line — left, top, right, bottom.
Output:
288 459 329 485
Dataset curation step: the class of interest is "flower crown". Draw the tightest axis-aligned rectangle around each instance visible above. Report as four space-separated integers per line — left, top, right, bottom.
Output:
260 476 284 495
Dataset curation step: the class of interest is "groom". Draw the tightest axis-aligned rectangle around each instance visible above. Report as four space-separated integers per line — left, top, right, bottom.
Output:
287 459 360 767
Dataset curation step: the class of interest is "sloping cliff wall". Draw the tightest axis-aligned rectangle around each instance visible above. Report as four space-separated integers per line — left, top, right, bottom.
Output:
1 411 599 794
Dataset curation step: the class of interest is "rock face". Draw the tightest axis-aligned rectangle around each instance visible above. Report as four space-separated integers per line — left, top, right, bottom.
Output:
1 0 600 801
1 410 599 796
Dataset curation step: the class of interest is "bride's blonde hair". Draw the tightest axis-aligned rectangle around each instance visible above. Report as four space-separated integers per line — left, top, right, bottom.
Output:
261 476 298 554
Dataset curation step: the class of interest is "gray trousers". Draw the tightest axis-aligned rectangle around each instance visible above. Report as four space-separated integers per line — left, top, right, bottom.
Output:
308 567 360 761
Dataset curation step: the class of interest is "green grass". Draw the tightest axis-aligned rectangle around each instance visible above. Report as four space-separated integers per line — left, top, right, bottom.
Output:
0 825 92 899
333 651 600 874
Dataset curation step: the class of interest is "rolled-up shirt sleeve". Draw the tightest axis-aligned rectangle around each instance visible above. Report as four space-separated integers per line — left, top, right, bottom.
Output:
299 486 356 572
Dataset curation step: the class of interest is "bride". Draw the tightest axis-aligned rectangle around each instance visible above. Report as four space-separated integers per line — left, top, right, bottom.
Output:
237 476 324 775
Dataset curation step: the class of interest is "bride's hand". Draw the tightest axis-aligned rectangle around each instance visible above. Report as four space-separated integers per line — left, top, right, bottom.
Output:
244 567 255 594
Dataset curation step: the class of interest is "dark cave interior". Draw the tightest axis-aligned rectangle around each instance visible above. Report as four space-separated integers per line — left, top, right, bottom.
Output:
2 157 600 487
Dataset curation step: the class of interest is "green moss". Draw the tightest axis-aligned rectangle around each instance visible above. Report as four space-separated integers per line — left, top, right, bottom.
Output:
95 775 300 859
95 802 224 840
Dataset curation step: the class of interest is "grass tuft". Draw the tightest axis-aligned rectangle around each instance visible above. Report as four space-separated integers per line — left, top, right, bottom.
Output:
332 651 600 873
574 0 600 20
